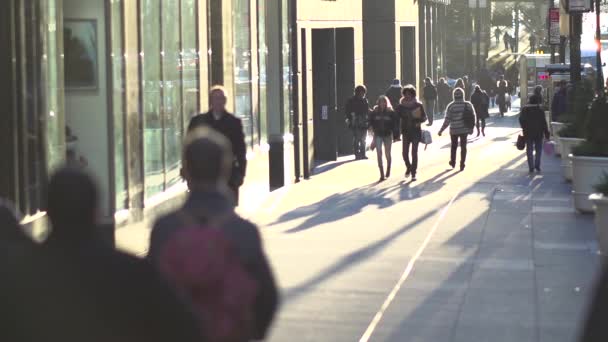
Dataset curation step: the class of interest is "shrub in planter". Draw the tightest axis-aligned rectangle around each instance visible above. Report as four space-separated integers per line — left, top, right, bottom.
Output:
590 173 608 255
571 95 608 212
557 80 594 138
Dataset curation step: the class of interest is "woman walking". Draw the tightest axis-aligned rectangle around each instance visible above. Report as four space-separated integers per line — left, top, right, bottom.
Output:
519 94 550 173
396 85 427 181
471 85 490 137
369 96 398 181
438 88 476 171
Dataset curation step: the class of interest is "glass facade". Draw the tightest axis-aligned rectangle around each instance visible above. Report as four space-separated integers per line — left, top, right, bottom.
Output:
234 0 253 147
281 0 292 134
258 0 268 144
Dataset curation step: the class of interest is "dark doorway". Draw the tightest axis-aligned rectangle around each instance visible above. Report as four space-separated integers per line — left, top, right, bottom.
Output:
335 28 355 156
401 27 417 86
311 29 337 161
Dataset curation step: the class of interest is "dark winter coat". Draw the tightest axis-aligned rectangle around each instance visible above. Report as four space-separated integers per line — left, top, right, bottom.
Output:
519 104 550 140
551 88 568 122
188 111 247 187
437 82 453 105
369 108 398 137
0 232 204 342
423 84 438 101
345 96 370 130
385 85 403 109
397 100 427 140
148 189 279 340
471 90 490 119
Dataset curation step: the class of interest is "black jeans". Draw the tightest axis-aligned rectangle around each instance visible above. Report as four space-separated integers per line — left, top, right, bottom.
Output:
402 136 420 174
526 136 543 170
450 134 468 167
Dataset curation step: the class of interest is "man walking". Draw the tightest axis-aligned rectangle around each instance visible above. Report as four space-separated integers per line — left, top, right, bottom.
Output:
529 33 537 52
148 128 279 341
422 77 438 126
385 78 403 109
503 32 511 51
345 85 371 160
494 27 501 46
188 86 247 206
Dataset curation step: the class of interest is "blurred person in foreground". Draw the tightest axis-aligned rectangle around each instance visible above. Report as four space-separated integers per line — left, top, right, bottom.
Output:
0 167 203 342
148 127 278 342
188 86 247 206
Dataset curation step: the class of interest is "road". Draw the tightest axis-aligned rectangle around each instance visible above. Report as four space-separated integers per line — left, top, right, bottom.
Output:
251 109 599 342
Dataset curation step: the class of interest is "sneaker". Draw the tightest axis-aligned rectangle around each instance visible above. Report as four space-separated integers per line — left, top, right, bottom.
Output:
460 164 466 171
449 161 456 169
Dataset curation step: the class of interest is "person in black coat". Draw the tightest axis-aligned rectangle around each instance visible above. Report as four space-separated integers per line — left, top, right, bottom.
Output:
148 128 278 340
423 77 438 125
0 167 204 342
345 85 371 160
385 78 403 109
396 85 427 181
188 86 247 205
437 77 452 116
519 94 550 173
471 85 490 137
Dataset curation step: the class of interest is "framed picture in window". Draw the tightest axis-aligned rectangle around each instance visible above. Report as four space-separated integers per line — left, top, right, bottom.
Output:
64 19 98 90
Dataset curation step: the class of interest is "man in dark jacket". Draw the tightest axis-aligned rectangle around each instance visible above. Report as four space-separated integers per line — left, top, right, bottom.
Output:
345 85 371 160
471 85 490 137
519 94 550 173
385 78 403 109
397 85 427 181
188 86 247 205
0 167 203 342
423 77 438 125
437 77 452 116
551 80 569 122
148 127 279 341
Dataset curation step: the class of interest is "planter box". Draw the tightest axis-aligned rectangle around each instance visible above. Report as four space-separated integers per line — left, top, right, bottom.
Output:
551 122 566 156
590 193 608 255
559 137 585 181
571 155 608 213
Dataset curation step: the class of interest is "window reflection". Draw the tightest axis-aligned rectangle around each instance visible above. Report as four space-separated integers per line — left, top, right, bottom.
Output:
234 0 253 147
111 0 127 209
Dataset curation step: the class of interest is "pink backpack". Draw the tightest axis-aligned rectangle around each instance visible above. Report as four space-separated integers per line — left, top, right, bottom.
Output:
159 210 258 342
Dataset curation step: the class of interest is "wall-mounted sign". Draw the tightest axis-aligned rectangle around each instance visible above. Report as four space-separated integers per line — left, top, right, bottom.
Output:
321 106 329 120
549 8 561 45
567 0 592 13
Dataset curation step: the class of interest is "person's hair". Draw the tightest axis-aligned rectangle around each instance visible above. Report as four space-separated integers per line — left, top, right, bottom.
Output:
355 85 367 95
47 167 98 232
375 95 394 112
455 78 464 87
424 77 432 84
453 87 465 100
402 85 417 97
534 85 543 96
438 77 446 84
182 127 233 185
474 85 481 92
209 85 227 97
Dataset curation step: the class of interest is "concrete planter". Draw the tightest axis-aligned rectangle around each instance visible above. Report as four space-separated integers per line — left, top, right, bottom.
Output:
559 137 585 181
551 122 566 156
571 155 608 213
590 193 608 255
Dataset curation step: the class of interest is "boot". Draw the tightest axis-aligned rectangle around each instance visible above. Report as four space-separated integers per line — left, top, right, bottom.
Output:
476 127 481 137
386 161 391 178
482 127 486 136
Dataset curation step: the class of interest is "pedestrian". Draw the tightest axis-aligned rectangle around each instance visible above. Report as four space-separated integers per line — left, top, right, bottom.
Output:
503 32 511 50
519 93 550 173
188 86 247 206
495 27 501 46
396 85 427 181
345 85 371 160
385 78 403 109
438 88 476 171
148 127 278 342
462 75 471 100
422 77 438 125
437 77 452 116
529 33 537 52
38 167 203 342
471 85 490 137
369 96 399 181
506 79 514 110
496 76 508 117
533 85 544 106
455 78 465 91
510 35 517 52
551 80 569 122
489 86 496 108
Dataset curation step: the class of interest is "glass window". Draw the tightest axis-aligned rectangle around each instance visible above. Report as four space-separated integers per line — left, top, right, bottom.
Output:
162 0 182 187
111 0 127 209
181 0 199 129
141 0 164 198
233 0 253 147
281 0 292 134
258 0 268 144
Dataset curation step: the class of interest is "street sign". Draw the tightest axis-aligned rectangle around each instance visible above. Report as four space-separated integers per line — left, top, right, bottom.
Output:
567 0 592 13
549 8 561 45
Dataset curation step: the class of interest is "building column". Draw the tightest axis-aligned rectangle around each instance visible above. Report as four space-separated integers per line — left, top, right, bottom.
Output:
425 1 433 80
418 0 427 85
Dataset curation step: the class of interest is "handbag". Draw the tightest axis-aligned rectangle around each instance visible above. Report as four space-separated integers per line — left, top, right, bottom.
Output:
516 135 526 151
543 140 556 156
421 130 433 150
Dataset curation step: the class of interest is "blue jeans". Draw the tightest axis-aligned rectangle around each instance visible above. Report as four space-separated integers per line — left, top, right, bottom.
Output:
526 137 543 170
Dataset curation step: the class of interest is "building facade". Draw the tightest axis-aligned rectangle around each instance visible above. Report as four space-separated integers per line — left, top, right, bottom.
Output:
1 0 448 235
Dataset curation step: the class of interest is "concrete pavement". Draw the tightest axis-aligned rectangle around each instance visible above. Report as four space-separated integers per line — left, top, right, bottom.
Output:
116 106 601 342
